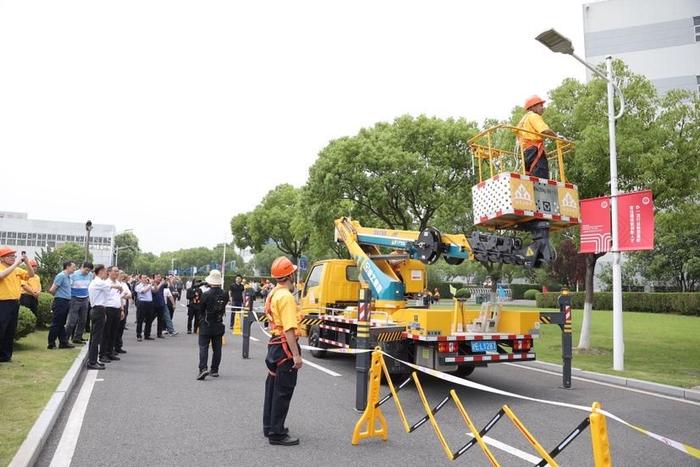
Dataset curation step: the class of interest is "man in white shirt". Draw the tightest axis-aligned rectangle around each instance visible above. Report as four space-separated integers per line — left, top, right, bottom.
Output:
115 272 132 354
100 267 126 363
135 275 154 341
87 265 122 369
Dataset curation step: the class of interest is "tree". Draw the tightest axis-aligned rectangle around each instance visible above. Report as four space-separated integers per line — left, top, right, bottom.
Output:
626 203 700 291
252 243 286 275
231 184 309 264
547 236 586 290
55 242 92 265
114 231 140 271
542 61 664 349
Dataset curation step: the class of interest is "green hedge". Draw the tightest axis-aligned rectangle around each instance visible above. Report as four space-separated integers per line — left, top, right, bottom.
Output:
523 289 539 300
511 284 538 299
455 288 471 299
535 292 700 316
15 306 37 340
37 292 54 328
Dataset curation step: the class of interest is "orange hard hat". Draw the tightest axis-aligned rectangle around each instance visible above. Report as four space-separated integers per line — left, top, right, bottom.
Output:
0 246 17 257
524 95 546 110
271 256 298 279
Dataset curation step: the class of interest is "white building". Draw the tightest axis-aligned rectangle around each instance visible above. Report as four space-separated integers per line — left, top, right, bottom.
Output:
0 211 116 266
583 0 700 94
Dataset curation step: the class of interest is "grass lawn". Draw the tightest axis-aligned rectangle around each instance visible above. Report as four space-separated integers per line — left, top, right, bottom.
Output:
433 301 700 389
0 330 81 465
534 310 700 389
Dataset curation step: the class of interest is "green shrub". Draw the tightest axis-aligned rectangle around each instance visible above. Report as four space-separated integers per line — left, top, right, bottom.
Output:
535 292 700 316
37 292 54 328
454 288 471 299
511 284 538 299
15 306 37 341
523 289 539 300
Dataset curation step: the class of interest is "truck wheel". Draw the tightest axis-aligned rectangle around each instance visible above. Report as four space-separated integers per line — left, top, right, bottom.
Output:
307 326 327 358
450 365 475 378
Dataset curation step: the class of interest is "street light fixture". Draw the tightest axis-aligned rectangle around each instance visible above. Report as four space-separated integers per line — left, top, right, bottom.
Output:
85 220 93 263
536 28 626 371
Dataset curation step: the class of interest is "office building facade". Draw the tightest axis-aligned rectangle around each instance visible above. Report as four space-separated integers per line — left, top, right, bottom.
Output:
0 211 116 266
583 0 700 94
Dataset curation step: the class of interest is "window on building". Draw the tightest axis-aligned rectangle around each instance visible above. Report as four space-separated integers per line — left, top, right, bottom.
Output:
697 75 700 94
695 16 700 41
7 232 17 239
48 234 56 240
38 233 46 240
67 235 75 241
28 239 37 246
28 233 36 239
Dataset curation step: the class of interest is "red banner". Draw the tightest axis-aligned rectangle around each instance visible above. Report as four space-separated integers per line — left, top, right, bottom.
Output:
617 190 654 251
580 196 611 253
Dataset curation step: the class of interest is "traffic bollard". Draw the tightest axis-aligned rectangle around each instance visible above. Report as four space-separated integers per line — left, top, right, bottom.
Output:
558 289 573 389
355 288 372 411
242 298 252 359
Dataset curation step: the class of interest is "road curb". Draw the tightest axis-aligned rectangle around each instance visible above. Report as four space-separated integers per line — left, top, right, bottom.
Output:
9 345 88 467
520 360 699 401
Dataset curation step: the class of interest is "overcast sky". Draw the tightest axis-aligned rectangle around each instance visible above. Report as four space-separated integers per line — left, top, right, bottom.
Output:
0 0 588 254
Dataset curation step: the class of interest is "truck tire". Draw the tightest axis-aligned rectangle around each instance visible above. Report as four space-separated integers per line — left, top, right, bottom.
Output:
307 325 327 358
450 365 475 378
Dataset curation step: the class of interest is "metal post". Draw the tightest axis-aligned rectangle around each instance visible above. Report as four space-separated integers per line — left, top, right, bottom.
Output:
84 220 92 263
558 290 573 389
355 288 372 411
115 248 119 267
606 56 624 371
241 297 252 359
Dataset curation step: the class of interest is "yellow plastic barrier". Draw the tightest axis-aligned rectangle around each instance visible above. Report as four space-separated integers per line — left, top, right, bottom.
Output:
352 349 617 466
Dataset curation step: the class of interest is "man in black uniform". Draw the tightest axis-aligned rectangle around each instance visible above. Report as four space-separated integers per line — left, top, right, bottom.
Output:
228 274 244 329
196 270 228 380
186 279 203 334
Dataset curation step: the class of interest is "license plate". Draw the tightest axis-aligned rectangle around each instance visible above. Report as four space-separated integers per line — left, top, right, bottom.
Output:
471 341 497 353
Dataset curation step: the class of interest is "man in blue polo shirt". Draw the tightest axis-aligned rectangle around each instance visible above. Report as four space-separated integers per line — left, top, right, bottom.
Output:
48 261 77 349
65 262 93 344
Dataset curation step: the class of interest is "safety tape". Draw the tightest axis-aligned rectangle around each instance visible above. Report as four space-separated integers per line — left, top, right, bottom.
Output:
379 351 700 461
245 305 700 460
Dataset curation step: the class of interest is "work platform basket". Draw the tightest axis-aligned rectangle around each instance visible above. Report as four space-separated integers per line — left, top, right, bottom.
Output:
468 125 580 230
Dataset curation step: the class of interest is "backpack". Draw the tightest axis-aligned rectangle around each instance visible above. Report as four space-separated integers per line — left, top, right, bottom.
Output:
203 289 227 325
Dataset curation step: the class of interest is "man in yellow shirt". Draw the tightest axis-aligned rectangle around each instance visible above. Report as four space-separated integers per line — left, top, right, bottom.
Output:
0 246 35 362
20 259 42 317
517 95 558 179
263 256 302 446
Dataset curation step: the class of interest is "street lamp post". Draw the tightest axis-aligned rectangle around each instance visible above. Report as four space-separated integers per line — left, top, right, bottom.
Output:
114 246 132 268
536 29 626 371
85 220 93 263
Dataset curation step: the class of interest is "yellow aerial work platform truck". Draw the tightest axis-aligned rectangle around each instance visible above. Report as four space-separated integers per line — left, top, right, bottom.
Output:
299 127 579 377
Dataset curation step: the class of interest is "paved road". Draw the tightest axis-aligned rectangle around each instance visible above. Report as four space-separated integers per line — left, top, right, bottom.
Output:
37 303 700 466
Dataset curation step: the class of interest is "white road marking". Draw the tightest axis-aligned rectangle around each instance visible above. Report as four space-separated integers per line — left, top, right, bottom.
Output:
302 359 342 377
95 379 104 382
49 370 99 467
465 433 543 464
504 363 700 407
250 336 260 342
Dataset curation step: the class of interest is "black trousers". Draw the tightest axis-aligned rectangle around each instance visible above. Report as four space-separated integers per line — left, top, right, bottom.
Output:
187 306 199 333
156 303 164 336
0 300 20 361
48 297 71 346
88 306 106 364
19 294 38 317
101 307 120 358
524 145 549 179
116 306 127 351
198 333 222 372
137 301 154 338
263 341 299 438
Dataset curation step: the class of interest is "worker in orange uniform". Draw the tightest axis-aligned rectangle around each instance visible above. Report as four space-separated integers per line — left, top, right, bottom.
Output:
263 256 302 446
517 95 558 179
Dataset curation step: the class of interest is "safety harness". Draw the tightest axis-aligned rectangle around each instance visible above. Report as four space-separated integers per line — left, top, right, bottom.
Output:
264 287 298 376
517 112 547 177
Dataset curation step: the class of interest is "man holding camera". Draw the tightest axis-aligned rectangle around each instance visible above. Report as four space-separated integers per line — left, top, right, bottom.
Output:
0 247 35 362
196 270 228 380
